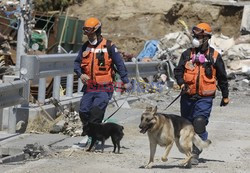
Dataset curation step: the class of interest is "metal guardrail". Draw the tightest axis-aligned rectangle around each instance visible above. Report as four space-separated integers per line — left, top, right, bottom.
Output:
126 61 162 77
20 54 76 80
0 80 27 131
20 53 164 103
20 54 162 80
0 53 166 132
0 80 26 109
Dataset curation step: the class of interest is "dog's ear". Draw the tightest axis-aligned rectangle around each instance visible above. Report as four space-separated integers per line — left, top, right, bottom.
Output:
152 106 157 114
145 106 153 112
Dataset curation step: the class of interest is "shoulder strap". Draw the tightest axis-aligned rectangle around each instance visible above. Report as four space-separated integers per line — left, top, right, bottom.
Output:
81 41 89 52
106 39 113 58
83 39 113 56
184 48 192 61
106 39 119 73
207 47 219 65
212 49 219 60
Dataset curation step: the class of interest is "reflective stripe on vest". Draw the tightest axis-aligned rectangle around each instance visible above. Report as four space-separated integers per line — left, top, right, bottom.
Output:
86 47 108 53
183 48 218 96
81 39 113 84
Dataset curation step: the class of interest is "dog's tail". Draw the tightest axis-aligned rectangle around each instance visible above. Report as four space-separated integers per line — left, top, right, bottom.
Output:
193 133 211 151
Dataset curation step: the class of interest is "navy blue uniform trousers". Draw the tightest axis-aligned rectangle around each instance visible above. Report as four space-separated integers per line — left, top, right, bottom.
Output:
180 94 213 140
79 90 113 120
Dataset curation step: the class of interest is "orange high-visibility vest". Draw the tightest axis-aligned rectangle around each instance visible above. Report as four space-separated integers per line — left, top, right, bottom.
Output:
81 38 113 84
183 48 219 96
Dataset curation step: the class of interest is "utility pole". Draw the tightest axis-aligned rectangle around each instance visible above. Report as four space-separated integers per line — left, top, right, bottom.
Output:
58 8 69 54
16 0 26 75
16 0 34 76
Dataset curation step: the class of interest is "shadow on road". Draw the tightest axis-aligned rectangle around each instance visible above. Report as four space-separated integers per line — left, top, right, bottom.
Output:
199 158 225 163
171 157 224 163
137 157 226 169
139 165 187 169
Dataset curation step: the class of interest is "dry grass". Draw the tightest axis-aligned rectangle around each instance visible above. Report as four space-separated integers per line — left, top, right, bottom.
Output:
25 114 64 133
26 114 54 133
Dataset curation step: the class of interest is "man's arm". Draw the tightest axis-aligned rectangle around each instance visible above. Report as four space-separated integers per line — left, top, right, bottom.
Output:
74 47 84 78
110 44 129 84
174 51 188 86
215 54 229 98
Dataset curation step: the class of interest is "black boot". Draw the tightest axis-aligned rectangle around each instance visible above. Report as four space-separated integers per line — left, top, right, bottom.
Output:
89 106 105 123
86 107 105 151
191 145 202 165
79 111 88 125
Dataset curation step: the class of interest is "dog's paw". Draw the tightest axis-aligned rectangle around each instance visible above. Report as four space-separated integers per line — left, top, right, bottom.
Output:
179 162 192 169
85 149 91 152
184 161 192 169
179 161 189 168
161 157 168 162
144 163 153 169
179 162 185 166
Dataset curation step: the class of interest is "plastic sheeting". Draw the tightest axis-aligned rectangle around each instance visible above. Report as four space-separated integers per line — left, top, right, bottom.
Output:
137 40 159 61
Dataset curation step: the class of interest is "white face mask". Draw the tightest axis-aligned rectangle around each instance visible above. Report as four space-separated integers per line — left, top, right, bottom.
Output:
88 38 97 45
192 38 201 48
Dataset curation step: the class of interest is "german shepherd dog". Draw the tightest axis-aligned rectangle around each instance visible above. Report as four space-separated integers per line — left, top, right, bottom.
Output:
81 122 124 153
139 106 211 168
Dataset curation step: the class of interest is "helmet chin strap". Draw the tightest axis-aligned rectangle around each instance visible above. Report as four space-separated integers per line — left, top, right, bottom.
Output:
89 38 97 45
202 39 209 48
87 33 98 45
197 38 209 52
89 35 103 46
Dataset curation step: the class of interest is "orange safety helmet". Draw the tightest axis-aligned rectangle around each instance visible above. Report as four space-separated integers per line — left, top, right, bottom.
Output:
83 17 102 35
192 23 212 36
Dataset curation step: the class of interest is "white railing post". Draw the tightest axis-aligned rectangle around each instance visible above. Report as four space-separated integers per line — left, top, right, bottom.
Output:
8 106 16 133
53 76 61 100
66 74 74 97
78 78 83 94
0 108 3 131
38 78 46 104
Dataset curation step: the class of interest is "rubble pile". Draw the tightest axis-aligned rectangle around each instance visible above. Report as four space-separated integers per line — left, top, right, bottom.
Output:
137 30 250 92
23 143 53 161
50 109 82 137
69 0 243 55
211 34 250 91
61 109 82 136
26 105 82 136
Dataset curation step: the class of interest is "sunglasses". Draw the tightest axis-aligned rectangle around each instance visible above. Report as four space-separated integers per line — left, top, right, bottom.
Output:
82 27 95 35
192 26 205 35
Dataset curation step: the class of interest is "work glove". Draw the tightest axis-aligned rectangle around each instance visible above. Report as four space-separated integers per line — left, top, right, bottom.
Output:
220 98 229 107
180 83 189 94
124 82 133 92
80 74 90 84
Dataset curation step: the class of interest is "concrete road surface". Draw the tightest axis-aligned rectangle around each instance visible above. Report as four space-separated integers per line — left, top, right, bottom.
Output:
0 91 250 173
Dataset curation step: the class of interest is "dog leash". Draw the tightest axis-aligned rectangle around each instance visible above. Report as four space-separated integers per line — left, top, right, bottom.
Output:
112 95 119 107
103 89 132 123
163 89 186 111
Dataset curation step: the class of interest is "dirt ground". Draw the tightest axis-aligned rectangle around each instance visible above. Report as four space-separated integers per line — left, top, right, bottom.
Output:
68 0 243 55
1 90 250 173
0 1 249 172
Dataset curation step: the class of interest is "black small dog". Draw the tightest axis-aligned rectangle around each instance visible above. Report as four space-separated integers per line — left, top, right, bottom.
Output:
81 122 124 153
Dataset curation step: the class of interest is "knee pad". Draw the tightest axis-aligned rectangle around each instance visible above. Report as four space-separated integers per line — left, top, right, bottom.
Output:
89 106 105 123
193 116 207 134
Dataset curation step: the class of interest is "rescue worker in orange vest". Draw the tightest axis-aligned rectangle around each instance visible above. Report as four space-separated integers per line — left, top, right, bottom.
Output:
74 17 132 126
174 23 229 165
